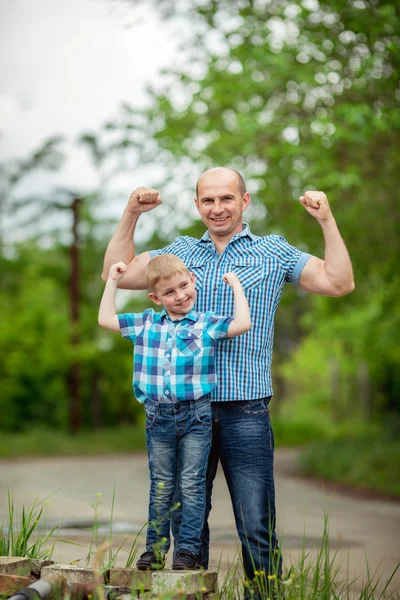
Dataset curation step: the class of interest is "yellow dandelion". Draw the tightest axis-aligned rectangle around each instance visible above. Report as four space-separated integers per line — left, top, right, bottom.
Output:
200 586 207 592
96 492 102 498
282 578 293 586
254 570 260 576
267 574 276 580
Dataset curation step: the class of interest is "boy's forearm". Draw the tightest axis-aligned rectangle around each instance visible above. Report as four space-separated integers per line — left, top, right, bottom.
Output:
98 279 121 332
228 283 251 337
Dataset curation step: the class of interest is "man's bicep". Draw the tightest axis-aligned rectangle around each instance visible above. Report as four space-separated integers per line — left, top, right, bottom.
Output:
298 256 338 296
117 251 151 290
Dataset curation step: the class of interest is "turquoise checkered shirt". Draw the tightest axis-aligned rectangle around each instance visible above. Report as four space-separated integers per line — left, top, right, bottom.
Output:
150 223 312 401
118 308 233 403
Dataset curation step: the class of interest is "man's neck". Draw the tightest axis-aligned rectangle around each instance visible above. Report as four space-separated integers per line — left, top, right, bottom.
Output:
208 228 242 255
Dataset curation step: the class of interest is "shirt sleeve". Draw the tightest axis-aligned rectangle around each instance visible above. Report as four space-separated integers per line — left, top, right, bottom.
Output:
204 312 234 341
117 309 152 341
269 235 312 286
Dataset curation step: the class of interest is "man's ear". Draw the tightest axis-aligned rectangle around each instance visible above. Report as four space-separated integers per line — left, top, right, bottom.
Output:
242 192 251 212
148 292 162 306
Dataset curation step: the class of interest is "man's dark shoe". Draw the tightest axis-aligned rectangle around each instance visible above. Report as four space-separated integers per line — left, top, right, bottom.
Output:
136 550 165 570
172 548 200 570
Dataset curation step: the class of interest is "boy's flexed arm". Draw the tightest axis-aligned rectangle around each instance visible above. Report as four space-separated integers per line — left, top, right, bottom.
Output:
98 262 128 332
223 273 252 338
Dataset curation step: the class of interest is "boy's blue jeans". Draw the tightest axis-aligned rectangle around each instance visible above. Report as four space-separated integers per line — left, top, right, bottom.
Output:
172 399 282 592
144 396 212 556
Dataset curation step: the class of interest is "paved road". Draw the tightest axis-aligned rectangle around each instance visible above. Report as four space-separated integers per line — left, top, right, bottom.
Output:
0 450 399 597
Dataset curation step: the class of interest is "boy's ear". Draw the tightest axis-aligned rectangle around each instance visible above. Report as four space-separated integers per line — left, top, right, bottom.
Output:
190 271 196 284
148 292 162 306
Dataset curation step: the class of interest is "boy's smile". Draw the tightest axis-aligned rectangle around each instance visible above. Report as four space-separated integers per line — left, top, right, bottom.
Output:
149 271 197 320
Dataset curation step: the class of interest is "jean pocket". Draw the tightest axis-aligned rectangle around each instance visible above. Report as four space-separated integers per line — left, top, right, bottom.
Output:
235 399 269 415
144 405 157 429
176 328 203 357
194 402 212 427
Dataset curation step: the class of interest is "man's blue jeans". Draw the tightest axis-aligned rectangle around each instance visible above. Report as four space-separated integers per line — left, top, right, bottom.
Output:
172 399 282 583
144 397 212 556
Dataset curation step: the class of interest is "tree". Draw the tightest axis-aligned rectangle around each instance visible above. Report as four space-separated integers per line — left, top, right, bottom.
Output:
111 0 400 419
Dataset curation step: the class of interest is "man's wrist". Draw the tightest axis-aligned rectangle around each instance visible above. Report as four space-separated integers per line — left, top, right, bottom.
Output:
318 214 336 227
124 205 142 218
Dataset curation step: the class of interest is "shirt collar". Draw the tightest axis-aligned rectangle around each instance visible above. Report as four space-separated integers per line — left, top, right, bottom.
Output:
160 308 199 323
199 222 256 243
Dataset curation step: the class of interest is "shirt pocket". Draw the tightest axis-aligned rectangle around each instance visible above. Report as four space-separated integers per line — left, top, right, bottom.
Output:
231 257 264 291
176 328 203 357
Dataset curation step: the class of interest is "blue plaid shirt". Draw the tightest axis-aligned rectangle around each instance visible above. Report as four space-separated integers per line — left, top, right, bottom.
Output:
150 223 311 401
118 308 233 403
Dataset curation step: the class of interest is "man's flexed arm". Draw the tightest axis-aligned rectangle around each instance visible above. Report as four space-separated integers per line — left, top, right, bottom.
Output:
102 187 162 283
298 191 355 296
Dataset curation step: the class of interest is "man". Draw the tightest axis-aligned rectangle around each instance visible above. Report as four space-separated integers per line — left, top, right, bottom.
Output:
102 167 354 590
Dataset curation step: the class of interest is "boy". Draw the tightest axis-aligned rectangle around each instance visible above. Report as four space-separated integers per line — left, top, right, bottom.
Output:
98 254 251 570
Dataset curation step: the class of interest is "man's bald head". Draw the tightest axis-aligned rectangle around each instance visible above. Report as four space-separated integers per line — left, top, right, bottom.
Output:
196 167 246 198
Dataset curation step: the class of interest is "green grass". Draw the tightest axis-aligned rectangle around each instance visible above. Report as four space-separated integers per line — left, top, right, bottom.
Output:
0 490 60 559
0 425 146 458
300 435 400 497
1 491 399 598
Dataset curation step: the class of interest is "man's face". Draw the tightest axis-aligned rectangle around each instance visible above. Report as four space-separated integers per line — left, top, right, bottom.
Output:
149 271 197 320
195 169 250 239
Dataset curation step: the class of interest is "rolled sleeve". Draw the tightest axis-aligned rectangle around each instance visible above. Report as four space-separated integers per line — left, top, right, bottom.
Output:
205 312 234 340
292 252 312 287
118 310 150 341
269 235 311 286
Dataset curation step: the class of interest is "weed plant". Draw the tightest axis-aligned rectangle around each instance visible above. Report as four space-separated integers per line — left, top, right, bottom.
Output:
0 490 60 559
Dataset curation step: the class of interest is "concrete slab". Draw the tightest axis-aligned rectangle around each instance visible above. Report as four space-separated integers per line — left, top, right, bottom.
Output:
0 557 31 576
151 569 217 595
41 563 104 584
108 567 151 590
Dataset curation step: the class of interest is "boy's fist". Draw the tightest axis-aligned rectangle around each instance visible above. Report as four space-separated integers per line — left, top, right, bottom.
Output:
109 262 128 281
222 272 240 288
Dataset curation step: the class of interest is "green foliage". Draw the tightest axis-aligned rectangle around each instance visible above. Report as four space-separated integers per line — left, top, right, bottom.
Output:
0 490 60 559
0 425 146 458
0 238 146 434
300 434 400 496
114 0 400 425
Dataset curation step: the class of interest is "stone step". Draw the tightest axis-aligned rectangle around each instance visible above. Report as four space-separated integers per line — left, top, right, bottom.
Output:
41 563 105 584
151 569 218 596
0 557 31 576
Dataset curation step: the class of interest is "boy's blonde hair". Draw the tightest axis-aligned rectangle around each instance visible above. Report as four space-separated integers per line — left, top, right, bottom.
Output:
145 254 190 291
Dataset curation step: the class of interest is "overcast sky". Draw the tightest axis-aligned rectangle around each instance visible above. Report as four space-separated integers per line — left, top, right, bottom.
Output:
0 0 179 192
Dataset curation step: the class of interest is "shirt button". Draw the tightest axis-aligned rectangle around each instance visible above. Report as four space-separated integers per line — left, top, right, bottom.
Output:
166 354 170 359
165 390 169 395
165 370 170 376
187 332 192 336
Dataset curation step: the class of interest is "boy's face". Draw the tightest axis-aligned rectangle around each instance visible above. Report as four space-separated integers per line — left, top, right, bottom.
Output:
149 271 197 320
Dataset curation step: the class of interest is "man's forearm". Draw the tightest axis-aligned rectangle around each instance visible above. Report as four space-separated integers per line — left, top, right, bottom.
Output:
320 216 355 294
102 209 140 280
